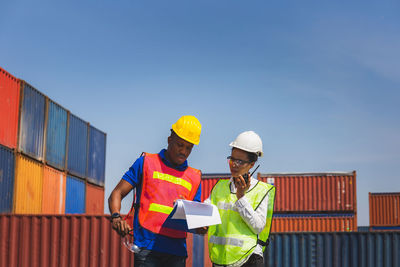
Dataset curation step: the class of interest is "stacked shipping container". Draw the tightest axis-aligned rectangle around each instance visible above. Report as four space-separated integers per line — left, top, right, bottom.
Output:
0 68 20 149
200 172 357 233
258 172 357 233
369 192 400 231
197 171 358 267
0 66 106 215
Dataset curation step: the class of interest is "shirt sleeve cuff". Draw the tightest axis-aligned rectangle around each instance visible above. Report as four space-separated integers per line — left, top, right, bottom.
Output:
235 195 250 209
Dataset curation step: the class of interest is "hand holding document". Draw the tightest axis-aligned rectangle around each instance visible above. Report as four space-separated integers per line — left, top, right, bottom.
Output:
170 199 221 230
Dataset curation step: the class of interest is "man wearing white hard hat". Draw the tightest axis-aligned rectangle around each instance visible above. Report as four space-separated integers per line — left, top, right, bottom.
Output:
205 131 276 267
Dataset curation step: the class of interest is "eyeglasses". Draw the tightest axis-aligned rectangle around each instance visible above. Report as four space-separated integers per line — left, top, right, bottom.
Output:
227 156 251 166
122 229 141 253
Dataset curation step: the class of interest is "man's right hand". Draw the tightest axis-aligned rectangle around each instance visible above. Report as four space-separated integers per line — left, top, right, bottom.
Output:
111 217 132 237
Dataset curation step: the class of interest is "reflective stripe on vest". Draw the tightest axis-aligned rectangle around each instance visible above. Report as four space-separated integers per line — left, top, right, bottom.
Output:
153 171 192 191
149 203 173 214
208 179 275 266
217 201 235 211
138 153 201 238
209 235 244 247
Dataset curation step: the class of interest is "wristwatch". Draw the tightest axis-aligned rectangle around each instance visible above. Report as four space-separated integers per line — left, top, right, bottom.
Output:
110 212 121 221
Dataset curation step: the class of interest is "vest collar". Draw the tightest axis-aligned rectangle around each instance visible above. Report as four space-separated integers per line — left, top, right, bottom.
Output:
159 149 188 171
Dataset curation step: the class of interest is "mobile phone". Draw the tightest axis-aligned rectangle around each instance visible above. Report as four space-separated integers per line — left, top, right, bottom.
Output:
242 173 249 183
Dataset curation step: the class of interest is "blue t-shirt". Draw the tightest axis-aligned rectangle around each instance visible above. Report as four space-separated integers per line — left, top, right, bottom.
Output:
122 149 202 257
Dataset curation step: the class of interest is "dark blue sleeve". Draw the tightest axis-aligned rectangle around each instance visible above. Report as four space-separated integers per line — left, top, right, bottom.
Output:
121 156 144 188
193 181 202 202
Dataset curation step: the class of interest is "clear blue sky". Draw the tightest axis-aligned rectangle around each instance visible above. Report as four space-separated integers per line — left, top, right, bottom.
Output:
1 1 399 226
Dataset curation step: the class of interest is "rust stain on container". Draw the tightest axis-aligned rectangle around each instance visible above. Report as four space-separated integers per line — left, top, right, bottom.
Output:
258 171 357 213
271 215 357 232
42 165 66 214
86 183 105 215
14 154 43 214
0 67 20 149
369 192 400 227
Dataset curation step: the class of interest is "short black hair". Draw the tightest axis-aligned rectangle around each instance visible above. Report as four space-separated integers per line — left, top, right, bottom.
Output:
170 129 176 137
247 152 258 163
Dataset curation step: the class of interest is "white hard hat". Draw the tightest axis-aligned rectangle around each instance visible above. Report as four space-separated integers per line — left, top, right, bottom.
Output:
229 131 263 157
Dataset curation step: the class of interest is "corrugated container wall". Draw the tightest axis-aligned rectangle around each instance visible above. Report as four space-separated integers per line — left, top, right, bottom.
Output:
198 233 400 267
265 233 400 267
45 99 68 170
271 214 357 233
0 215 135 267
42 166 66 214
87 126 106 186
201 173 231 201
370 226 400 232
0 67 20 149
67 114 88 178
0 145 15 213
193 234 205 267
18 82 46 161
86 183 105 215
65 175 86 214
369 192 400 227
14 154 43 214
258 172 357 213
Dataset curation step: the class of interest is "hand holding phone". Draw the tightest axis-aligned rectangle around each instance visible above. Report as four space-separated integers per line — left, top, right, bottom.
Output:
242 172 249 184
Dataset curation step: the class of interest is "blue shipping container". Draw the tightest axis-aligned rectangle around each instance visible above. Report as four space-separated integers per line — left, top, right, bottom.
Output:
195 233 400 267
45 99 67 170
193 234 205 267
65 175 85 214
0 145 15 213
87 125 106 186
67 114 88 178
18 82 46 161
265 233 400 267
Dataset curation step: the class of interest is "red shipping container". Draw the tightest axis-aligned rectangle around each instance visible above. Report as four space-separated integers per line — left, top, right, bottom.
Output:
271 215 357 232
201 173 230 201
86 183 105 215
0 215 134 267
258 172 357 213
369 192 400 227
0 67 20 149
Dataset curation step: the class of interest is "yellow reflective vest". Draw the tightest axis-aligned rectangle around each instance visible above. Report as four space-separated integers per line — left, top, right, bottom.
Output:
208 179 275 266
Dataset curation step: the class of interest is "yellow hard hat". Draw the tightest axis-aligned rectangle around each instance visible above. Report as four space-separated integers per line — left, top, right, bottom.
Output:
171 115 202 145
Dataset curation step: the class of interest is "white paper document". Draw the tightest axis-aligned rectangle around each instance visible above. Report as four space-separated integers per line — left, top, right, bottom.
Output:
171 199 221 229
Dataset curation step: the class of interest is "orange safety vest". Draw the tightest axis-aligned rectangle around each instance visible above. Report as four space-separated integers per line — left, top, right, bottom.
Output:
138 153 201 238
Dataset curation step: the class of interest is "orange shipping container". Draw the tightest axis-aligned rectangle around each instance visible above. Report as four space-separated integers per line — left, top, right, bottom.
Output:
271 215 357 232
0 67 20 149
14 154 43 214
369 192 400 227
42 166 66 214
258 171 357 213
86 183 105 215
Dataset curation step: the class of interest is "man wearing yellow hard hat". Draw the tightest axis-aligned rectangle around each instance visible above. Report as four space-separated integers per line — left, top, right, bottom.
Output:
108 115 202 267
